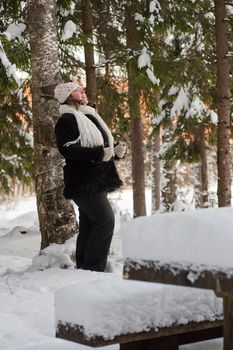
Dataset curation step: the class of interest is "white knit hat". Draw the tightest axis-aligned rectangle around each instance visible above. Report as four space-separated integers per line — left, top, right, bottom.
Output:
54 82 81 103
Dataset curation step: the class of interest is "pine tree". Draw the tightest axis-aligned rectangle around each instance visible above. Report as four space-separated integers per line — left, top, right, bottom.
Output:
147 0 221 209
151 125 161 212
125 1 146 217
81 0 96 103
214 0 232 207
0 1 34 196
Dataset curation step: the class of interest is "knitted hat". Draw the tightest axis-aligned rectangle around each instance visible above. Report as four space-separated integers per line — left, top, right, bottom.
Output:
54 82 81 103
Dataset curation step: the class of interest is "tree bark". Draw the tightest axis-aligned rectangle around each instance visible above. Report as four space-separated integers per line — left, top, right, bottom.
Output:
27 0 77 250
81 0 96 104
151 127 161 212
194 163 202 208
161 160 177 212
214 0 232 207
125 3 146 217
223 296 233 350
195 125 209 207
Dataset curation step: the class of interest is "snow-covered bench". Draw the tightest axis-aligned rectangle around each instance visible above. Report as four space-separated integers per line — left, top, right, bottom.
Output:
122 207 233 349
55 276 223 349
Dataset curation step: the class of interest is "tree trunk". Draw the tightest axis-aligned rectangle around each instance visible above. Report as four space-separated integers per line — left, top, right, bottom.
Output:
27 0 77 250
223 296 233 350
195 125 209 207
130 108 146 217
125 4 146 217
214 0 232 207
81 0 96 104
151 126 161 212
199 126 208 206
194 162 203 208
161 160 177 212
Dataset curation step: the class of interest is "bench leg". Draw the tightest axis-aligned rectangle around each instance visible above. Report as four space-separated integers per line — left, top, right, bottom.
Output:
120 335 179 350
224 296 233 350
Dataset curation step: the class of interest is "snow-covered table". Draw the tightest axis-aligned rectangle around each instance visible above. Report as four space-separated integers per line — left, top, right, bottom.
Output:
122 207 233 350
55 276 222 349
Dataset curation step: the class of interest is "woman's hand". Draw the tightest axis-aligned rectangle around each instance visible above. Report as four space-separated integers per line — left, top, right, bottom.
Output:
114 142 127 159
103 147 113 161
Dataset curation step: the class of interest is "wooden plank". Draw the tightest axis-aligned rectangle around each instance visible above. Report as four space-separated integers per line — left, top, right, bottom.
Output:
223 295 233 350
120 335 179 350
123 259 233 294
56 320 223 347
180 324 223 344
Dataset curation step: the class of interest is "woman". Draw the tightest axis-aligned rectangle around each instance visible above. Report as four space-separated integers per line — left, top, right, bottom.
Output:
54 82 127 272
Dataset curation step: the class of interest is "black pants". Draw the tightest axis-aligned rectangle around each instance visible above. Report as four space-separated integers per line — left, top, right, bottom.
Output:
73 192 115 272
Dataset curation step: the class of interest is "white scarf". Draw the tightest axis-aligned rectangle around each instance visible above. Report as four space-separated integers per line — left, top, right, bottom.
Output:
60 104 114 154
79 105 114 153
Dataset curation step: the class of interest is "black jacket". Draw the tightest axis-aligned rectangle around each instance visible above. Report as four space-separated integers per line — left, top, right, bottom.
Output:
55 112 123 199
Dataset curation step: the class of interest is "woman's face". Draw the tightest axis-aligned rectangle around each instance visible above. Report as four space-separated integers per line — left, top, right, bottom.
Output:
81 92 88 105
71 87 87 104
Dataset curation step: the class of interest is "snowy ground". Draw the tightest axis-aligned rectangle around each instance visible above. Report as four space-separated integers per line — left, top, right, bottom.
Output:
0 189 223 349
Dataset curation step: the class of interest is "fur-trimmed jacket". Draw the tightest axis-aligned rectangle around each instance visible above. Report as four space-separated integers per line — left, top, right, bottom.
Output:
55 106 123 199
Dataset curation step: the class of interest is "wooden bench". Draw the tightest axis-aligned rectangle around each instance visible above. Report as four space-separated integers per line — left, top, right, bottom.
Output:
55 276 223 349
56 319 222 349
122 207 233 349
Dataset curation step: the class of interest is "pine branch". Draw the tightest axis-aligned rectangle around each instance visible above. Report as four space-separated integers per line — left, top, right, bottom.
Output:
59 46 86 70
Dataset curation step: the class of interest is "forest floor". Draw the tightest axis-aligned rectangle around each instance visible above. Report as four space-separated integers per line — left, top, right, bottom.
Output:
0 189 222 349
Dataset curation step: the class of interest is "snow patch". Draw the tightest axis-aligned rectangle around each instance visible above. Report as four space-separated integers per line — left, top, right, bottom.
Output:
0 39 28 85
30 236 77 271
226 5 233 16
122 207 233 269
61 20 77 41
55 277 222 340
135 13 144 22
138 46 159 85
170 87 190 118
168 85 179 96
146 67 160 85
186 96 206 121
3 23 26 41
149 0 163 23
209 110 218 124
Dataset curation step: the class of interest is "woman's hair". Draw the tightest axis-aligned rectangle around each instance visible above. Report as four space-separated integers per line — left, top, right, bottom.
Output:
62 95 81 109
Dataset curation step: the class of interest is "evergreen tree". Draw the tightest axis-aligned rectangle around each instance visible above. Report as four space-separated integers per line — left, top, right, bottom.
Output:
0 1 33 195
124 1 147 217
145 0 222 209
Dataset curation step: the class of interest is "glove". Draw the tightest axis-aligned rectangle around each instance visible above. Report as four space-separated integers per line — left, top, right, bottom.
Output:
103 147 113 161
114 142 127 159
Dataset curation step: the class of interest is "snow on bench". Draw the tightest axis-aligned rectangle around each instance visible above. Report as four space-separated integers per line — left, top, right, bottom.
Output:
55 276 222 348
122 207 233 348
122 207 233 293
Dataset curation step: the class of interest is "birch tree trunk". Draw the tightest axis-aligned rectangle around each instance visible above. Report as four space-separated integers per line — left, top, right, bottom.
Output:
125 3 146 217
27 0 77 250
214 0 232 207
81 0 96 104
151 126 161 212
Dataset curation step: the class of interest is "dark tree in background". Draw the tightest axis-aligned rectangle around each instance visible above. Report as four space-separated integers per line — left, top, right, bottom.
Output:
125 2 146 217
81 0 96 104
214 0 232 207
151 126 161 212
